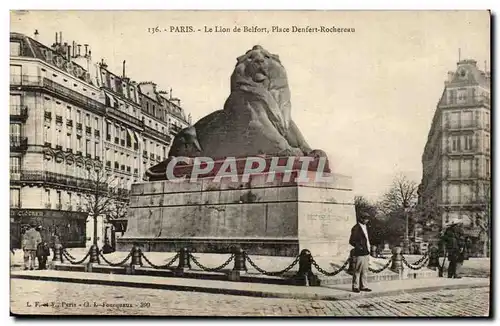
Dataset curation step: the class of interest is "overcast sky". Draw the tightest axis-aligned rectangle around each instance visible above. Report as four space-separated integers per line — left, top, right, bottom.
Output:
10 10 490 201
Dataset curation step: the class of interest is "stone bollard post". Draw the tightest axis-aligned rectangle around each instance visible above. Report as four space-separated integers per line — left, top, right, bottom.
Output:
52 244 63 263
390 246 403 274
228 246 247 281
85 245 99 273
370 245 377 258
175 247 191 275
295 249 320 286
126 244 143 275
427 246 440 269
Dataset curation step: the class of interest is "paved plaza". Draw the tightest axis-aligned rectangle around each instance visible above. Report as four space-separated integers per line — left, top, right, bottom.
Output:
11 278 489 316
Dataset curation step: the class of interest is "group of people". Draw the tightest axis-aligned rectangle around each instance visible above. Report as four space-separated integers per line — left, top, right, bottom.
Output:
19 223 51 270
349 214 470 293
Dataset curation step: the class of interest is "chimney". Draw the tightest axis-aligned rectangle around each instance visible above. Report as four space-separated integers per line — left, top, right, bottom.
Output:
84 44 88 57
55 32 58 45
78 44 81 56
72 41 75 58
67 45 71 61
123 60 126 78
34 29 39 41
59 32 62 44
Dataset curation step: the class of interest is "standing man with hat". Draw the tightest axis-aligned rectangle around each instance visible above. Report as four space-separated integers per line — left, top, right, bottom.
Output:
349 212 372 293
22 223 42 270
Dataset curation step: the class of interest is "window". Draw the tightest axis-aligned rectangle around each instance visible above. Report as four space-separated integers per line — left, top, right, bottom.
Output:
106 121 111 138
155 123 158 130
68 192 72 207
163 146 166 158
461 159 472 178
94 117 99 129
85 139 90 155
10 42 21 56
449 159 459 178
10 94 21 114
95 142 99 157
57 191 62 207
464 135 473 151
451 136 461 152
485 134 490 151
461 184 472 203
457 89 467 104
10 157 20 174
486 158 490 176
76 110 81 123
10 65 21 84
462 111 473 127
45 189 51 204
450 112 460 128
10 188 20 208
66 106 72 119
85 114 90 126
10 123 21 142
77 136 82 151
485 112 490 129
448 184 459 204
66 133 71 150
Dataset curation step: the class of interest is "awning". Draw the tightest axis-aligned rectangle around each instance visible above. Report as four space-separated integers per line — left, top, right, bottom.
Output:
133 131 140 144
105 93 116 108
127 128 136 146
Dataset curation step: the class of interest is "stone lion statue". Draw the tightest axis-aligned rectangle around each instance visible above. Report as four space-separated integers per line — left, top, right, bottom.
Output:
167 45 327 159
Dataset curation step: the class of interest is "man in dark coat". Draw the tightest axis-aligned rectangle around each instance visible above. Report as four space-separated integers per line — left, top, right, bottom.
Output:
349 213 372 293
442 224 466 278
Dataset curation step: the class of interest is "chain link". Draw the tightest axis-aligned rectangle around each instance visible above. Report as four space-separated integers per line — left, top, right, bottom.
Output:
189 253 235 272
62 249 91 265
62 249 76 260
245 253 300 276
368 258 392 273
405 252 429 266
312 258 350 276
141 252 179 269
401 255 430 270
98 251 132 267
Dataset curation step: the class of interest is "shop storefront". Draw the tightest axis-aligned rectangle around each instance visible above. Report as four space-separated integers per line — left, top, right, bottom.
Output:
10 209 88 249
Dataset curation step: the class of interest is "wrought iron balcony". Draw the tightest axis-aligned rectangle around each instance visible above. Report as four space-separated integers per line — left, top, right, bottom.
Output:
143 150 148 159
15 170 111 192
86 153 92 158
10 105 28 122
440 95 491 109
44 111 52 120
145 125 172 143
55 145 63 151
114 137 119 144
76 123 82 131
156 155 161 161
44 142 51 148
55 115 63 124
106 134 111 141
94 130 100 137
134 168 139 175
85 126 92 135
120 139 125 146
10 137 28 151
105 107 143 128
114 162 119 169
66 119 73 127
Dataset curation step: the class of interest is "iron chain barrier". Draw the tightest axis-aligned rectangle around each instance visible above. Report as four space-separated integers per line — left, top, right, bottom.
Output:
311 258 350 276
244 253 300 277
401 255 430 270
99 251 132 267
141 252 180 269
62 248 91 265
368 258 392 273
63 249 76 260
189 253 235 272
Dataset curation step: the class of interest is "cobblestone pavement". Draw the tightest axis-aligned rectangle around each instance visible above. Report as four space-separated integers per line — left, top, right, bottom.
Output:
10 279 490 316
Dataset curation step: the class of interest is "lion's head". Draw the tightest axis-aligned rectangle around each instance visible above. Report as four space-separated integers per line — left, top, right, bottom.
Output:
229 45 291 132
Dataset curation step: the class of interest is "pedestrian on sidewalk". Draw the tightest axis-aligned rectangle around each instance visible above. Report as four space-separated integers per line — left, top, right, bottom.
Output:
22 223 42 270
349 212 372 293
36 226 50 270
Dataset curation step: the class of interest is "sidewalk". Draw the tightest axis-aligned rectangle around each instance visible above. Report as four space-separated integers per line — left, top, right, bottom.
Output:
10 269 490 301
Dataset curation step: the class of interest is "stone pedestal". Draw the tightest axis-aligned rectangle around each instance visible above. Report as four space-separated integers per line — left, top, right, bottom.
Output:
117 172 356 258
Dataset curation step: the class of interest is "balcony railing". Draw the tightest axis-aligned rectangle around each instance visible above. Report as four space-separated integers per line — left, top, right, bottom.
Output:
150 153 155 160
114 137 119 144
440 95 491 109
105 107 143 128
10 137 28 151
145 125 172 143
134 168 139 175
55 145 63 151
76 123 82 131
15 170 111 192
106 134 111 141
143 150 148 159
94 130 100 138
156 155 161 161
55 115 63 124
10 105 28 121
85 126 92 135
44 111 52 120
120 139 125 146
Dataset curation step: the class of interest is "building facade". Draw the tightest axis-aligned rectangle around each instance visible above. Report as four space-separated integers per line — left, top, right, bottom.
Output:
418 59 491 255
10 31 190 249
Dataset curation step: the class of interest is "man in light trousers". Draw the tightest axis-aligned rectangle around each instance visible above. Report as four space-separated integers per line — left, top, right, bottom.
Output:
349 213 372 293
22 223 42 270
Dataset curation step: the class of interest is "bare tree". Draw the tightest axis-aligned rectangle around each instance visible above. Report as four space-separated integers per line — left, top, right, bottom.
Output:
378 174 418 214
463 183 491 257
82 168 128 247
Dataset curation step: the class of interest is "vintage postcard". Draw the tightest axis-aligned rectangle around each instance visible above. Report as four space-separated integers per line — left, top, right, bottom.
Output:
9 10 491 317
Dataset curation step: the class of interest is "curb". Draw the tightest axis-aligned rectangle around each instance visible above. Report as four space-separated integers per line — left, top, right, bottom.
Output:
10 273 489 301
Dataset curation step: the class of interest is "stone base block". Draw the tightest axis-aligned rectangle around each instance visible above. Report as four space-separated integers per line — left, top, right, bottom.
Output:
117 172 356 258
